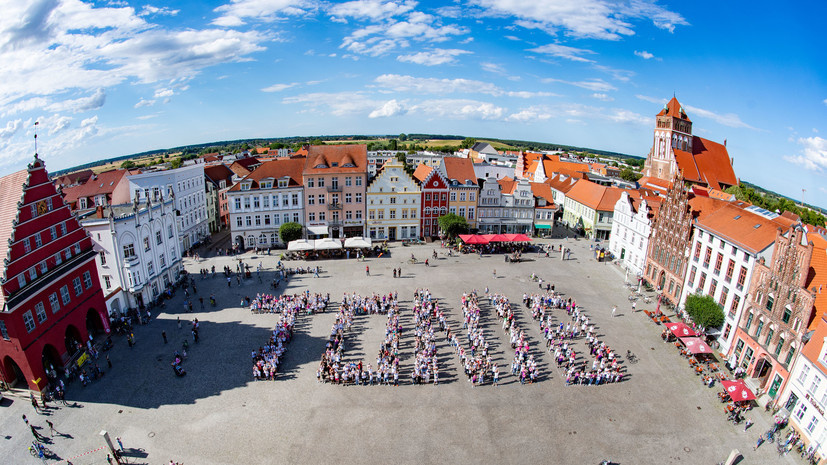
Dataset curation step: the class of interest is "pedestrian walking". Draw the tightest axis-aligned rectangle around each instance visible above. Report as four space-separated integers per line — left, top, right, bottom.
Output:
632 301 637 312
227 276 231 287
744 418 753 432
162 331 167 344
106 355 112 369
366 266 370 276
22 414 29 426
493 269 496 278
31 394 39 413
46 419 55 436
177 317 182 330
754 435 765 450
612 305 617 318
117 436 124 452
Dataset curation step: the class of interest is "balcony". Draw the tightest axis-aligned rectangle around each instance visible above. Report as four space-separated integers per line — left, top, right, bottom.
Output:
328 221 342 228
327 185 342 192
327 202 342 210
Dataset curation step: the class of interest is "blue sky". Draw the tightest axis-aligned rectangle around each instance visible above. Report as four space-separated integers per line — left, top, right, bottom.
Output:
1 0 826 207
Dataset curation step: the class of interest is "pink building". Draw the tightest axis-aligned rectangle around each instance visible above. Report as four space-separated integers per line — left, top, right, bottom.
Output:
302 145 367 238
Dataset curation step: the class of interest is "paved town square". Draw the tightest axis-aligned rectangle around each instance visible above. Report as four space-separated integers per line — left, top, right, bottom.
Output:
1 237 798 464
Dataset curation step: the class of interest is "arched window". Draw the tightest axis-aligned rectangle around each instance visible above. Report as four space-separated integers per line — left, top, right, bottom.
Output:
440 207 447 215
246 235 255 247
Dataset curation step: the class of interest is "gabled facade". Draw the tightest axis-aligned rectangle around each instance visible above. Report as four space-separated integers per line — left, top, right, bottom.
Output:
228 158 305 249
609 191 658 277
730 226 818 402
413 164 448 238
441 157 479 229
204 164 235 229
302 145 367 238
366 159 421 241
530 182 558 237
60 169 132 211
476 177 532 234
79 198 182 315
562 179 631 240
0 156 108 393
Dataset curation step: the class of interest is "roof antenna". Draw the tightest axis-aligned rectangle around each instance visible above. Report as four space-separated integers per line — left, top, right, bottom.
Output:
34 121 39 159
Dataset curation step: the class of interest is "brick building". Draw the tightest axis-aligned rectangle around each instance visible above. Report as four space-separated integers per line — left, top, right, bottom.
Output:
0 156 108 392
412 164 449 239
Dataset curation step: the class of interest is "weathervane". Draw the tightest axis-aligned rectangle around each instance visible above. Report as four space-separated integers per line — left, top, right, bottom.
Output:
34 121 39 159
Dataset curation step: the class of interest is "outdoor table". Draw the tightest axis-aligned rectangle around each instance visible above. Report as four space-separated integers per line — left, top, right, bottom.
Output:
718 372 728 381
695 366 704 375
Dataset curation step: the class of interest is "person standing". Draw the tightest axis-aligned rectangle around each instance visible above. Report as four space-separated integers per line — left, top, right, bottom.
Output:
106 355 112 369
117 437 124 452
162 331 167 344
30 394 39 413
365 266 370 276
611 305 617 318
46 419 56 436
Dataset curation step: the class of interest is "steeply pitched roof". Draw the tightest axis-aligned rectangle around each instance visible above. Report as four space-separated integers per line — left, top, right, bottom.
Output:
530 182 555 205
442 157 477 185
60 169 129 204
546 173 578 193
657 96 691 122
637 176 673 193
673 137 737 190
56 169 94 187
204 164 235 186
804 234 827 334
497 177 516 195
413 164 433 182
303 144 367 174
695 203 790 254
228 158 305 191
0 169 29 283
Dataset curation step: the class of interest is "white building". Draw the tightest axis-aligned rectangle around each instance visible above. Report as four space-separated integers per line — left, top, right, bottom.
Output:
609 191 657 278
477 177 533 234
366 159 421 240
227 158 305 250
679 204 786 353
79 198 182 316
127 164 208 253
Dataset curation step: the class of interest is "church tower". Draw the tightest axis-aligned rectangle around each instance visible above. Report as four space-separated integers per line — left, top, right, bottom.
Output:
644 97 693 181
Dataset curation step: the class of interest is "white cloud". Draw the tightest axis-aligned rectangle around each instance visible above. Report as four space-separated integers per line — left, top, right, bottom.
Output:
543 77 616 92
551 102 649 126
397 48 470 66
529 43 596 63
329 0 416 21
822 98 827 106
45 89 106 113
340 10 468 56
261 82 299 92
470 0 687 40
683 104 756 130
634 50 654 59
0 119 23 140
154 88 174 98
134 99 156 108
282 91 383 116
369 99 406 118
412 99 506 120
784 137 827 172
212 0 315 26
592 64 635 82
373 74 553 98
139 5 180 16
507 107 552 122
592 93 613 101
481 62 506 74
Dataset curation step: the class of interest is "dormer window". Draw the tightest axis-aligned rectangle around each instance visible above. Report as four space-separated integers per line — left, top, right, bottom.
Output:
241 183 251 191
331 162 338 167
315 163 327 169
278 179 289 188
342 162 356 168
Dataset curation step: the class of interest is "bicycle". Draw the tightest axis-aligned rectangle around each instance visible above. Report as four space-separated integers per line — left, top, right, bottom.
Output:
408 258 417 264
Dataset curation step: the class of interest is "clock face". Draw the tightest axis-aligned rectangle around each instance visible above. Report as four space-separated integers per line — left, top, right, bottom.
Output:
37 200 48 215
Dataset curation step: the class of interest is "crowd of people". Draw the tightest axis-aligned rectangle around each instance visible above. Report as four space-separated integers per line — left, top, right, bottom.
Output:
316 293 401 385
411 289 443 385
251 294 304 380
491 293 538 384
524 291 625 386
250 292 328 315
454 291 497 386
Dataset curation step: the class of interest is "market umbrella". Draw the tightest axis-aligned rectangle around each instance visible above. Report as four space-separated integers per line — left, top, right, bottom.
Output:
511 233 532 242
665 322 697 338
464 235 489 245
314 238 342 250
721 379 756 401
458 234 473 243
344 237 372 248
488 234 509 242
679 336 713 355
287 239 314 251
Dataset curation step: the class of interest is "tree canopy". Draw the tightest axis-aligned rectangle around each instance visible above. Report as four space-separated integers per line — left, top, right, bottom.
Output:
684 294 725 330
279 222 303 244
725 184 825 227
619 168 642 182
437 214 468 239
460 137 476 149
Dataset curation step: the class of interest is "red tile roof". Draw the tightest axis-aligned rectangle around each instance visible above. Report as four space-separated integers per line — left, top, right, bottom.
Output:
695 203 790 254
657 96 691 122
228 158 305 191
56 169 94 187
637 176 673 193
497 177 516 195
546 173 578 193
442 157 477 185
674 137 738 190
530 182 555 205
60 169 129 204
303 145 367 174
0 169 29 283
566 179 634 211
804 234 827 333
204 164 235 186
413 164 433 182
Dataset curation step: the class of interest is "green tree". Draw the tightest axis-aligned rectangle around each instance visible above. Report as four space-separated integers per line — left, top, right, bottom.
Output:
619 168 642 182
121 160 136 169
399 133 407 141
437 214 468 239
170 158 183 169
460 137 476 149
310 139 324 146
269 142 285 150
684 294 725 329
279 222 303 244
388 139 398 151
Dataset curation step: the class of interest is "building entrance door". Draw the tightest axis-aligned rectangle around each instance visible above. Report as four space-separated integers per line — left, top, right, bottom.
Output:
388 227 396 241
768 374 783 398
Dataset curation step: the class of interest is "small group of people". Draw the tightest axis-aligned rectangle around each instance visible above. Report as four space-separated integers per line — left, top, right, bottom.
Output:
491 293 538 384
252 297 299 380
249 292 329 315
317 298 357 384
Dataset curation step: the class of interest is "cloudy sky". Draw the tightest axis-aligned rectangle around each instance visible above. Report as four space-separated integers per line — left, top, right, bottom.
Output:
1 0 825 207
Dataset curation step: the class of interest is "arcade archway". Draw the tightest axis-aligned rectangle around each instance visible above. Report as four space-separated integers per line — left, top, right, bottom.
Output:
2 355 28 389
65 324 83 356
86 308 106 338
42 343 63 380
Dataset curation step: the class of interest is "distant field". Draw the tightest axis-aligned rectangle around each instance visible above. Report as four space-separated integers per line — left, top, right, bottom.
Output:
417 139 518 150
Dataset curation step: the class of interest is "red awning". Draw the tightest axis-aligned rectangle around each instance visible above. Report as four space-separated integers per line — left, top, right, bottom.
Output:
679 336 713 354
458 234 473 243
511 233 532 242
488 234 509 242
462 235 489 245
722 380 756 401
666 322 697 337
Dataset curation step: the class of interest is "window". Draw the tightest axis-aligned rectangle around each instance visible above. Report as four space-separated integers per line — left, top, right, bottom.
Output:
450 192 456 201
49 293 60 313
425 193 431 201
714 253 723 275
787 346 796 365
34 234 42 248
703 247 712 267
60 222 67 235
308 195 315 205
23 238 31 253
83 271 93 289
745 312 753 331
35 302 47 324
765 328 774 346
73 277 83 296
317 212 324 222
309 212 316 222
809 375 822 395
345 193 352 204
147 260 155 276
318 194 325 205
689 266 697 286
729 295 740 318
263 196 270 208
144 236 151 252
709 279 717 298
783 308 792 324
794 403 808 421
737 266 747 290
50 226 57 240
60 285 71 305
807 416 819 434
253 196 260 208
468 207 474 219
234 198 241 210
168 225 174 238
693 242 702 261
798 362 810 384
236 217 243 228
345 177 352 187
377 210 384 220
355 193 362 203
246 216 252 227
755 320 764 339
389 210 396 219
390 197 397 204
725 259 735 283
23 310 35 333
317 177 325 188
255 215 261 226
0 321 7 340
698 272 707 290
355 177 362 186
766 295 774 312
720 287 729 307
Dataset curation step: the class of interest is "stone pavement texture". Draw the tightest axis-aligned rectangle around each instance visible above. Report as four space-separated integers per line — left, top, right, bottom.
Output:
0 236 801 465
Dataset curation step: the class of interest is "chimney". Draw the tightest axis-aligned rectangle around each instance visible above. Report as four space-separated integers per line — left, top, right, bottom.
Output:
96 205 104 218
